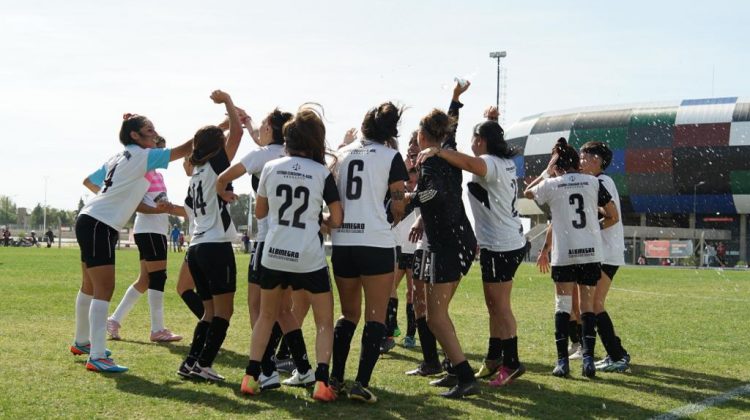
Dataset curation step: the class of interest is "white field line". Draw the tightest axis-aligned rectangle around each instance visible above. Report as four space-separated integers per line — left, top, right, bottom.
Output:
610 287 750 303
652 383 750 419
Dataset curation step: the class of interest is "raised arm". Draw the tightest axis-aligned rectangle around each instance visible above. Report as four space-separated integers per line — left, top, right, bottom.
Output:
210 90 243 161
524 154 558 199
83 177 101 194
417 146 487 177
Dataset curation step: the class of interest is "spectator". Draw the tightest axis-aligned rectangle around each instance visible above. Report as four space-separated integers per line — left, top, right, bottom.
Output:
170 224 180 252
716 242 727 267
705 243 717 267
45 228 54 248
241 231 250 254
30 231 38 247
178 232 185 252
3 228 10 247
637 254 646 265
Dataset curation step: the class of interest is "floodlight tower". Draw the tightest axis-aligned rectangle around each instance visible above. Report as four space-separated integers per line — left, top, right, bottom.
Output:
489 51 507 110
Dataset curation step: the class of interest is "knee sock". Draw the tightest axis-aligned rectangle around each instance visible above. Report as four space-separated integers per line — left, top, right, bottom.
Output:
261 323 284 376
581 312 596 358
147 290 165 332
568 320 579 344
88 299 110 359
486 337 503 360
180 290 205 319
276 335 291 359
74 291 93 344
355 321 386 387
110 285 142 323
198 317 229 367
406 303 416 337
284 329 312 374
501 336 520 369
554 311 571 360
454 360 475 384
315 363 330 385
188 320 211 364
331 318 357 382
596 311 625 361
416 317 439 365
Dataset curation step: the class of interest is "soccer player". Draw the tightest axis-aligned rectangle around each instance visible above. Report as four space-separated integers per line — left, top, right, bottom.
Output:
329 101 408 403
417 119 527 387
240 106 343 402
72 114 192 372
579 141 630 372
525 138 618 378
177 89 243 381
105 135 183 343
406 108 478 398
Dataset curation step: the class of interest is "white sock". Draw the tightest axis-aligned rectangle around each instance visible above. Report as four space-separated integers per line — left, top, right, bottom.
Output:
148 289 165 332
89 299 110 359
74 291 93 345
110 285 143 323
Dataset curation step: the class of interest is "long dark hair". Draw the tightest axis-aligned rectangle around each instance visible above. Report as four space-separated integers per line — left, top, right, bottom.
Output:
419 109 455 144
551 137 579 172
267 108 293 145
580 141 612 171
119 113 149 146
361 101 403 149
284 105 328 165
189 125 224 166
474 121 516 159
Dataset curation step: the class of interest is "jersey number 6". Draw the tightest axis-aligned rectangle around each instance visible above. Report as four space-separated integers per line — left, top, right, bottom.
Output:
346 159 364 200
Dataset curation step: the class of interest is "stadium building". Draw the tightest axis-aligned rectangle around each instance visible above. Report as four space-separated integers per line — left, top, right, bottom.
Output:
506 97 750 266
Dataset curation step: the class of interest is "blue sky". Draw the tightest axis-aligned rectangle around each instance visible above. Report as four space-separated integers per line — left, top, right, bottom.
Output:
1 0 748 211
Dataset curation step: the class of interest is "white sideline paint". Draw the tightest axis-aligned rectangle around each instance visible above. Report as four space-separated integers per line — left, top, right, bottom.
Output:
610 287 750 303
652 384 750 419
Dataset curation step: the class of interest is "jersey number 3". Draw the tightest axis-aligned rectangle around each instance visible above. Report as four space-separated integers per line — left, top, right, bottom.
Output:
277 184 309 229
569 193 586 229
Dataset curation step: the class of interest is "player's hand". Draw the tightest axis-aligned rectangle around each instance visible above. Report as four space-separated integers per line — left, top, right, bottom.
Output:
536 249 550 273
453 80 471 99
544 154 559 177
408 219 424 243
484 106 499 121
417 147 440 165
218 190 238 203
210 90 231 104
343 128 357 145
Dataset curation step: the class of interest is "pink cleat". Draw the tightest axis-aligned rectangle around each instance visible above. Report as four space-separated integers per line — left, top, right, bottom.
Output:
150 329 183 342
489 363 526 387
107 318 122 340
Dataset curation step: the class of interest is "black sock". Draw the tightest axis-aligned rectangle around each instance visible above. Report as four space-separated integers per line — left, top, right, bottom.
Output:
180 290 205 319
245 359 261 379
486 337 503 360
276 335 291 359
568 320 579 344
416 317 439 365
261 323 284 376
355 321 386 388
284 329 312 374
443 355 455 374
581 312 596 358
198 317 229 367
577 323 583 345
502 336 520 369
315 363 330 385
554 312 571 360
454 360 475 384
385 298 395 335
331 318 357 382
596 311 625 361
406 303 416 337
188 320 211 361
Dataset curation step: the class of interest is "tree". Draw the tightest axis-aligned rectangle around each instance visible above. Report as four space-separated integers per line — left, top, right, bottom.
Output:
0 195 17 225
77 197 85 213
229 194 250 231
31 204 44 227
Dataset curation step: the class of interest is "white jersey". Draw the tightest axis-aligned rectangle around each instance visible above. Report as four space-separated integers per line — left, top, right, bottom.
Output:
598 174 625 266
82 145 171 231
133 171 169 235
331 139 408 247
530 173 611 266
393 209 418 254
183 189 195 237
188 150 237 245
258 156 340 273
240 144 285 242
467 155 526 252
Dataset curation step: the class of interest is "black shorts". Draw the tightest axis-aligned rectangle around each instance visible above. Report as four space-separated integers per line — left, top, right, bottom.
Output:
76 214 119 268
413 247 474 284
248 241 264 285
601 264 619 280
134 233 168 261
480 246 525 283
398 251 415 271
331 246 395 278
186 242 237 300
260 266 331 294
551 263 601 286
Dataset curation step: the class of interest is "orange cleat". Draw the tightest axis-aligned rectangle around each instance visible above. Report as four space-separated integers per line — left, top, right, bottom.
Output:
313 381 337 402
240 374 260 396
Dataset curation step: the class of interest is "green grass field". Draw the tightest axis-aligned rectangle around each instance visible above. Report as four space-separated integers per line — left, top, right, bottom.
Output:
1 247 749 419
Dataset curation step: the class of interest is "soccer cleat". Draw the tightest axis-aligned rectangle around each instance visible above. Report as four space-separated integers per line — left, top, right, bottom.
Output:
348 381 377 403
475 358 502 379
393 326 401 338
430 374 458 388
190 363 225 381
70 342 111 357
440 379 479 399
259 370 281 390
402 336 416 349
594 355 612 370
177 359 195 379
86 357 128 373
582 355 596 378
489 363 526 387
282 368 315 387
313 381 338 402
601 358 630 373
552 358 570 377
405 361 443 376
240 375 261 395
569 343 583 360
106 318 122 340
150 329 183 342
329 377 347 396
273 355 296 374
380 337 396 354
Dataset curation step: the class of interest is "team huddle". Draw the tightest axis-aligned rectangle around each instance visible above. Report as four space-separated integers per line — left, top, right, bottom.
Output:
69 82 629 403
